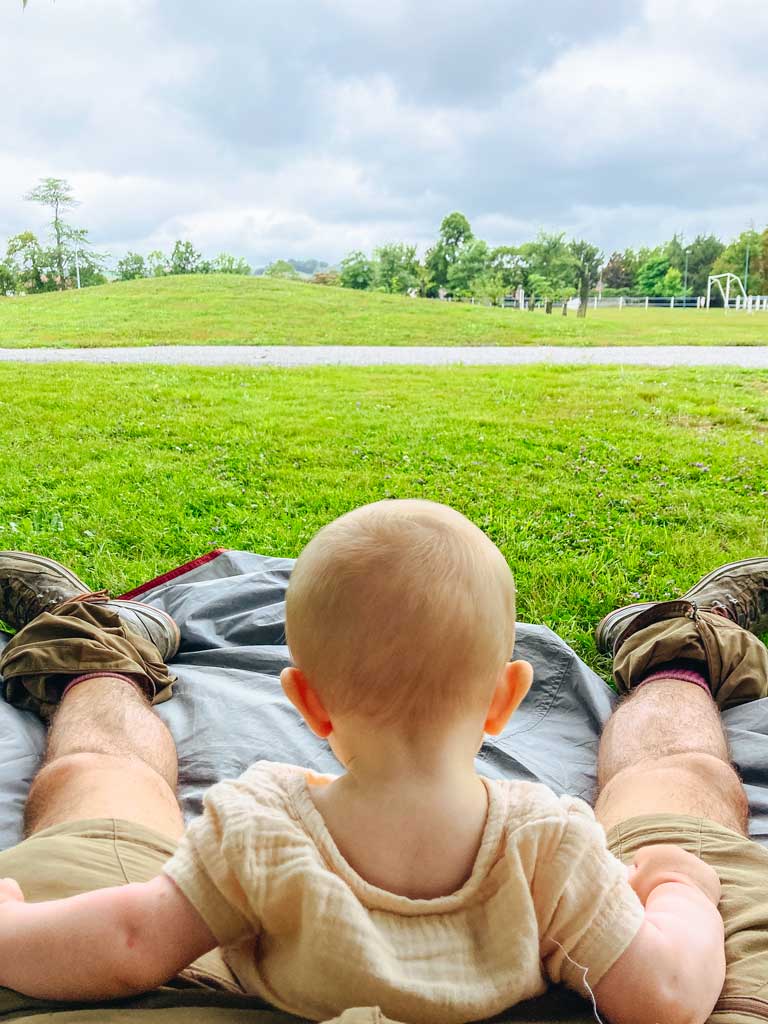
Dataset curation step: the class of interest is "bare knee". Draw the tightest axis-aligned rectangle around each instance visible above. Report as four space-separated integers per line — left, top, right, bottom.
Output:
679 752 749 828
610 751 744 801
31 751 123 792
597 750 748 835
25 752 175 835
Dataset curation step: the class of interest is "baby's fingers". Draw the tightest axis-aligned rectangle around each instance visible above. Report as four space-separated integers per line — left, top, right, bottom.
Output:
0 878 24 904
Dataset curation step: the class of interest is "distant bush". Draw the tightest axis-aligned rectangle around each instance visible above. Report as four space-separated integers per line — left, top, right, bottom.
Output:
263 260 301 280
114 244 252 281
210 253 252 275
116 253 147 281
311 271 341 286
340 251 374 290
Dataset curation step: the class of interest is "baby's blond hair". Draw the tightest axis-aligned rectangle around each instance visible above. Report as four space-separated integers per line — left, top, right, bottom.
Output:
285 499 516 730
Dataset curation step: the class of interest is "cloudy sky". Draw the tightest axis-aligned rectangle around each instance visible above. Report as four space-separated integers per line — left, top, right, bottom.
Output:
1 0 766 268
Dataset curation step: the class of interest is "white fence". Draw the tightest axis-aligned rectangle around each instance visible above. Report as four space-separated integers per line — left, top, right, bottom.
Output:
728 295 768 311
598 296 702 309
502 295 768 311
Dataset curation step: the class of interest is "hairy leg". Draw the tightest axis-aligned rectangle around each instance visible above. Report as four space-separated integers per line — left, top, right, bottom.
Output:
24 676 184 840
595 678 749 835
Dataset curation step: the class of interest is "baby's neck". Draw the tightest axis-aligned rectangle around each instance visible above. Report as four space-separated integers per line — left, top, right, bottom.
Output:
310 745 489 900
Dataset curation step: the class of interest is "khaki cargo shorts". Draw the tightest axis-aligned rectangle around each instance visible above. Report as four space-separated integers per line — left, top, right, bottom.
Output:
0 818 269 1023
607 814 768 1024
1 814 768 1024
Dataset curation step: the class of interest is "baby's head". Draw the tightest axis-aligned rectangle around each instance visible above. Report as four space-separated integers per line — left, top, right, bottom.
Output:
283 499 526 745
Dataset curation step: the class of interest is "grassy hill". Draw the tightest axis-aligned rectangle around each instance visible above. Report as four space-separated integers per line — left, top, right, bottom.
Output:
0 274 767 347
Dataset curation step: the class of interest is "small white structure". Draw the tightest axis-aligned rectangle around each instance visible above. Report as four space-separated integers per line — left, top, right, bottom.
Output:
707 273 747 309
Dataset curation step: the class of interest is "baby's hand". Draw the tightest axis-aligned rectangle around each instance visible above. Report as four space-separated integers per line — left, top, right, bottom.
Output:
0 878 24 906
627 843 721 906
598 845 725 1024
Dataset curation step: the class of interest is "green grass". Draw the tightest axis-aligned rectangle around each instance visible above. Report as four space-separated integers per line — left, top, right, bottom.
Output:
0 275 767 347
1 362 766 672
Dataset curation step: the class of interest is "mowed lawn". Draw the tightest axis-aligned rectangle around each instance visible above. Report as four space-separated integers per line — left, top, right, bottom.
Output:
1 363 766 671
1 275 767 347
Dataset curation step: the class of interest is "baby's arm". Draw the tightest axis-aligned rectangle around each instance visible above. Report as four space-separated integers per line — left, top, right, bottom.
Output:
594 845 725 1024
0 874 218 1000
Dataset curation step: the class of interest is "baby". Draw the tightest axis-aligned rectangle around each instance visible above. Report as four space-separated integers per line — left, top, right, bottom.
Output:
0 500 724 1024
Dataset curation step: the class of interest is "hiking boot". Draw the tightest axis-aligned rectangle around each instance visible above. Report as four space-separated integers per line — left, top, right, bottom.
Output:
0 551 180 660
596 556 768 656
0 551 92 630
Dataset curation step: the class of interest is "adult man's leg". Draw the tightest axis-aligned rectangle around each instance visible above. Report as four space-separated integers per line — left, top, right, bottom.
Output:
24 674 183 839
0 552 183 839
595 558 768 830
0 553 239 993
593 559 768 1018
595 679 748 834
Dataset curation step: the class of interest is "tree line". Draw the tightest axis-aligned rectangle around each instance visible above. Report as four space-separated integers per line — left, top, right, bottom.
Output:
337 213 768 306
3 180 767 313
0 178 252 296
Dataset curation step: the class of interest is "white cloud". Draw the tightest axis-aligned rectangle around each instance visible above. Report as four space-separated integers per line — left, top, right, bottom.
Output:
0 0 765 266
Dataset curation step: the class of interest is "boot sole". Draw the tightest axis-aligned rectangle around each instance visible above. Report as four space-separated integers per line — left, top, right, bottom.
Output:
682 556 768 602
107 598 181 660
595 556 768 654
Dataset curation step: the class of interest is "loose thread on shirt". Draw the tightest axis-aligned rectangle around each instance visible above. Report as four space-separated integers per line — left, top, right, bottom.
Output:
546 940 604 1024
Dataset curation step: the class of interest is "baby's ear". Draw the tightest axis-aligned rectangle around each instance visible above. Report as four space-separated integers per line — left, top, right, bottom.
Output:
281 667 333 738
484 660 533 735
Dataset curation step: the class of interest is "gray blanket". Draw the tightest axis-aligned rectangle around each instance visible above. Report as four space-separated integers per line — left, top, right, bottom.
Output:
2 548 768 852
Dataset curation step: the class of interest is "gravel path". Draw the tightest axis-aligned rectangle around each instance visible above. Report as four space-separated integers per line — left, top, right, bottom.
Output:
1 345 767 368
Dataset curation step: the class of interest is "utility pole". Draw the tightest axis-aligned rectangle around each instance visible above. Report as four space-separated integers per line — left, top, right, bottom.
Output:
745 243 751 296
683 248 690 305
74 248 81 289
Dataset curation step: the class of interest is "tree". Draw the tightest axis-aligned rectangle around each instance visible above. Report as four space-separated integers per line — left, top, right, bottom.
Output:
568 240 603 318
339 251 375 290
521 232 574 299
602 251 634 291
169 240 205 275
712 229 763 294
374 243 419 294
685 234 725 296
25 177 78 290
489 246 528 294
439 211 473 252
424 212 474 290
757 228 768 294
424 243 449 291
414 261 436 298
664 234 686 273
447 239 490 298
5 231 56 293
0 260 17 296
211 253 251 275
658 266 684 297
146 250 168 277
473 272 507 306
61 226 109 287
636 250 669 296
116 252 148 281
263 259 300 279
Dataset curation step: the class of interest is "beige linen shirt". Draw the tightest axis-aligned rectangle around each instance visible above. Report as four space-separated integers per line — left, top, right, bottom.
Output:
164 762 643 1024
